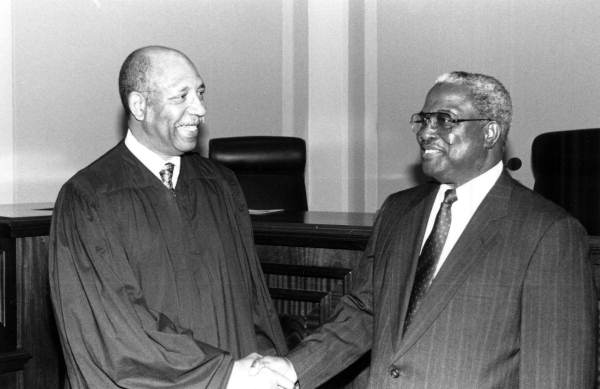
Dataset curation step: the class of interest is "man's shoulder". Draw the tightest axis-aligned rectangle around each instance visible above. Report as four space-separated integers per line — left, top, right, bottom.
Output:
385 182 437 206
62 143 127 194
506 175 574 219
493 174 587 239
182 152 221 172
370 182 437 224
181 152 238 183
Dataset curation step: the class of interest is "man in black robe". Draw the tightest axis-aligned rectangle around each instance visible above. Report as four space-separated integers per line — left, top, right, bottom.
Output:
49 46 297 388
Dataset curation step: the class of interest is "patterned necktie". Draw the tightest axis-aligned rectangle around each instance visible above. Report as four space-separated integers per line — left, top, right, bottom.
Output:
159 162 175 191
403 188 457 333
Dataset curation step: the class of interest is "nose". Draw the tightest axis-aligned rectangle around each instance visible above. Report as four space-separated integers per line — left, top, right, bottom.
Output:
187 93 206 117
416 120 438 140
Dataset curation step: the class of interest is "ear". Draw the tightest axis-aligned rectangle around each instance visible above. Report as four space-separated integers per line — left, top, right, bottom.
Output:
483 121 502 149
128 92 147 121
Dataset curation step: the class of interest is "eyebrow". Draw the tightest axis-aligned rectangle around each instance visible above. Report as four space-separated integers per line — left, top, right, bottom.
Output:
167 83 203 96
175 83 205 93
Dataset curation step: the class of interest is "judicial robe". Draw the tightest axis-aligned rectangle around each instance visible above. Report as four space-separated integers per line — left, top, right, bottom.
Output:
49 142 287 388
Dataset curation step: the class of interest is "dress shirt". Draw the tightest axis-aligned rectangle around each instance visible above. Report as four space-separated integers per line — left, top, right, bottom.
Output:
422 161 503 277
124 130 181 188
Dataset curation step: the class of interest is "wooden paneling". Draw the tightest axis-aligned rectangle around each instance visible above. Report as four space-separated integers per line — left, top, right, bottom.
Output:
0 238 17 356
256 245 365 267
256 245 369 389
258 246 361 326
15 237 63 389
589 236 600 287
590 235 600 388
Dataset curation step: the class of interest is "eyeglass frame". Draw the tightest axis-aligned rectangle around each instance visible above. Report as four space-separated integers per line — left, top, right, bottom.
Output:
409 111 492 134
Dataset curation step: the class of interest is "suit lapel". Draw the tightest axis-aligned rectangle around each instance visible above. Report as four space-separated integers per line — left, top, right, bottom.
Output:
394 173 514 358
386 186 438 350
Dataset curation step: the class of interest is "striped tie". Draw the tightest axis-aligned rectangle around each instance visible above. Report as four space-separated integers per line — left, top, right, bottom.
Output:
403 188 457 333
159 162 175 191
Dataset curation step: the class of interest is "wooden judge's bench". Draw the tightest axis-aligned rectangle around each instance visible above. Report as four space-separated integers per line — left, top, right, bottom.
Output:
0 204 375 389
1 204 599 388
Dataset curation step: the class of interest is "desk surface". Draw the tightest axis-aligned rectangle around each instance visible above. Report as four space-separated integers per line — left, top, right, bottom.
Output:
0 204 376 249
0 203 53 219
0 203 53 237
251 211 375 249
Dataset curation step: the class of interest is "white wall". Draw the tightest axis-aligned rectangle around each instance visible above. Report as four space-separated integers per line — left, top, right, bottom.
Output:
297 0 376 212
376 0 600 205
4 0 600 211
8 0 284 203
292 0 600 211
0 1 13 204
306 1 350 211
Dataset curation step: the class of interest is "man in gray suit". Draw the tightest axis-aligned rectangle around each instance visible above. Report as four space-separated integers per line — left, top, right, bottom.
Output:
276 71 597 388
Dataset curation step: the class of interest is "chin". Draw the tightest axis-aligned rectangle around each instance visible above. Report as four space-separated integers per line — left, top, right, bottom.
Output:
422 161 439 177
422 166 448 184
176 141 198 154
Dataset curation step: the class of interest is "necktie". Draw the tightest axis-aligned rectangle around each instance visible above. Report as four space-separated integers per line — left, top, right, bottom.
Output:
403 188 457 333
159 162 175 191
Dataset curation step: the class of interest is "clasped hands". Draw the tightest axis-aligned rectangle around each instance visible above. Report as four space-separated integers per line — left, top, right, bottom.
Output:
227 353 299 389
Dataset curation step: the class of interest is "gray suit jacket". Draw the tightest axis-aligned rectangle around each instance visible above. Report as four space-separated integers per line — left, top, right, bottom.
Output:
288 173 597 388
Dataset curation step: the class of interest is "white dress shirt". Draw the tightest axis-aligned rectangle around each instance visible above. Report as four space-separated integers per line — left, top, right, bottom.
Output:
124 130 181 188
422 161 504 278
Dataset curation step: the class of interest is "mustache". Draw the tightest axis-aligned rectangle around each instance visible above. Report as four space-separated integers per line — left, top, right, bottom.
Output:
419 134 455 146
419 138 438 147
176 117 204 127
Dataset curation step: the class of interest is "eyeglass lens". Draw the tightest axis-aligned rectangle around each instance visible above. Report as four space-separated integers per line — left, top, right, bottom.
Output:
410 112 454 133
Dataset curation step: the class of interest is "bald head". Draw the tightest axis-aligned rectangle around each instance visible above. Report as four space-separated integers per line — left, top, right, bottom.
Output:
118 46 195 113
119 46 206 157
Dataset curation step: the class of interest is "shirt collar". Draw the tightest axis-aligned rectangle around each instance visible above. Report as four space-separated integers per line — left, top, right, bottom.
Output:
439 160 503 205
124 130 181 183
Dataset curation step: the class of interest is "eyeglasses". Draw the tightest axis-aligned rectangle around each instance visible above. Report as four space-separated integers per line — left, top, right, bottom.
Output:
410 112 491 134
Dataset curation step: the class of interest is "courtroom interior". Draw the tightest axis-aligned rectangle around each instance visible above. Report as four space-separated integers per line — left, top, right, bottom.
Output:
1 1 600 388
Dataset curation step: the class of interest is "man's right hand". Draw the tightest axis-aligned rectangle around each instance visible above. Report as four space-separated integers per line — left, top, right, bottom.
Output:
226 353 297 389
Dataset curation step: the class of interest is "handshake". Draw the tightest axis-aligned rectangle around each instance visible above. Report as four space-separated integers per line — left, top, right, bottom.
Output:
226 353 299 389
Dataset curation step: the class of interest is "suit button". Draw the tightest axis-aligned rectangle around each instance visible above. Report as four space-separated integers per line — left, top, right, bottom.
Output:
389 366 401 378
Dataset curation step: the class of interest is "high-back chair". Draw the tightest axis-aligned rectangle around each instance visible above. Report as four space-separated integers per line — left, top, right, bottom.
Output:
208 136 308 211
531 128 600 235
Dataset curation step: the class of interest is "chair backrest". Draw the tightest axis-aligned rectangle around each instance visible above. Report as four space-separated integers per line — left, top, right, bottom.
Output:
208 136 308 211
531 128 600 234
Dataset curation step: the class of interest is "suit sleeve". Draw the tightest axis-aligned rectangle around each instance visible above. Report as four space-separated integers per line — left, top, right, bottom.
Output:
48 181 234 388
285 206 391 388
520 216 597 388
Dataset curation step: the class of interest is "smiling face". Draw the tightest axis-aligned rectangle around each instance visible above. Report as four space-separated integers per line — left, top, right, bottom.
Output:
417 82 498 186
131 50 206 157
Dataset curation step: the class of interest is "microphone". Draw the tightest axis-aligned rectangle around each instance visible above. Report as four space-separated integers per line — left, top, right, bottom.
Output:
506 157 522 171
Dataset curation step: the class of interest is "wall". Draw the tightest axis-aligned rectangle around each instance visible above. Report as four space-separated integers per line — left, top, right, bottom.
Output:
0 1 13 204
7 0 283 203
296 0 600 211
301 0 377 212
377 0 600 205
3 0 600 211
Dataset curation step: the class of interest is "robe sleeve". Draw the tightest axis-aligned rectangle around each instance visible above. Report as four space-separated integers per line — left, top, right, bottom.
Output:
48 180 234 388
215 163 288 356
